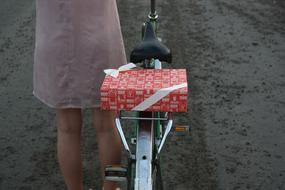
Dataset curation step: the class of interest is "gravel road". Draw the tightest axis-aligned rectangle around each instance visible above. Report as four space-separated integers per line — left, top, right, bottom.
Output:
0 0 284 189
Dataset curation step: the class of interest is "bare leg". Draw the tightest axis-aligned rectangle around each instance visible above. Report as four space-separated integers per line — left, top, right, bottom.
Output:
56 108 84 190
92 108 121 190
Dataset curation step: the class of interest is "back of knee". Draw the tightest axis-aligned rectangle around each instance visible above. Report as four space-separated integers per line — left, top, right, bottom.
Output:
56 109 83 135
57 122 82 135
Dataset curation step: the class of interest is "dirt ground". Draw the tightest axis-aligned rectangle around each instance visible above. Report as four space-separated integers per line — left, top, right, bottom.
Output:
0 0 284 189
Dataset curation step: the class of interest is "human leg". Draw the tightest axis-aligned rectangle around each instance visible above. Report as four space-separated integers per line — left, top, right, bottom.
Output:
56 108 84 190
92 108 122 190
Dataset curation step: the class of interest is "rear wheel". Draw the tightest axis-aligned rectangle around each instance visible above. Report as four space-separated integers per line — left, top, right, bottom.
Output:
127 158 136 190
153 112 164 190
152 159 164 190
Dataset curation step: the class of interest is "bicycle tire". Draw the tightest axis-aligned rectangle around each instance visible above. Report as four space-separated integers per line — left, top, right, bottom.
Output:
152 113 164 190
152 159 164 190
127 158 136 190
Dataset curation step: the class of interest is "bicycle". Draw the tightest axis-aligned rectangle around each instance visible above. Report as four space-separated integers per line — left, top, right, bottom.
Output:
103 0 188 189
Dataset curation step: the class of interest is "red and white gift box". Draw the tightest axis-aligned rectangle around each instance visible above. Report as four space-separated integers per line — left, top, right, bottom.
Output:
100 69 188 112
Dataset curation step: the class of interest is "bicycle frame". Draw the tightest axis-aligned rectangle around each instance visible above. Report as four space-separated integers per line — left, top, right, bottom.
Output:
115 111 173 190
113 1 174 189
115 60 173 190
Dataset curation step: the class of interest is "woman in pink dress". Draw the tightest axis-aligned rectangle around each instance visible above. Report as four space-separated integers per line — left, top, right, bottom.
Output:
33 0 127 189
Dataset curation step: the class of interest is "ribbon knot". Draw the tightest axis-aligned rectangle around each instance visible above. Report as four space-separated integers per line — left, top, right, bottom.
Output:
104 63 137 78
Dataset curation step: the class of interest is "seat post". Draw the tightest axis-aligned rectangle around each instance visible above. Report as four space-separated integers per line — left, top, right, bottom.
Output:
150 0 156 17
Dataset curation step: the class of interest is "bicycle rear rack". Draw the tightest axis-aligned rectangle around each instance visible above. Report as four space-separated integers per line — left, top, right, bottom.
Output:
115 112 173 157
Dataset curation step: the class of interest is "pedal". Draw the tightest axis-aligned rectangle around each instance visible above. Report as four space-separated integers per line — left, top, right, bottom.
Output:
105 165 127 182
174 125 190 132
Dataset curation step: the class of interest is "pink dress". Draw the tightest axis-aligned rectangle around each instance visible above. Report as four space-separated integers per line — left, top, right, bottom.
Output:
33 0 127 108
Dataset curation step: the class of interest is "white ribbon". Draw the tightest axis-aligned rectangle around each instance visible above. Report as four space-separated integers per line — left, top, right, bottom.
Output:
132 82 187 111
104 63 136 78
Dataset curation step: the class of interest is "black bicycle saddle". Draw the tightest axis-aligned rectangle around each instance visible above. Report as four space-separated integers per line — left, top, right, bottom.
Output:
130 21 172 63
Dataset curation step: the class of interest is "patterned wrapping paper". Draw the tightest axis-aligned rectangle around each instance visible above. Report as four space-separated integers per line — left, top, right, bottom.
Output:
100 69 188 112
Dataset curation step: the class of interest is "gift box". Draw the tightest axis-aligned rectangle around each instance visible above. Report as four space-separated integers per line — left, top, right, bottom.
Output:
100 69 188 112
